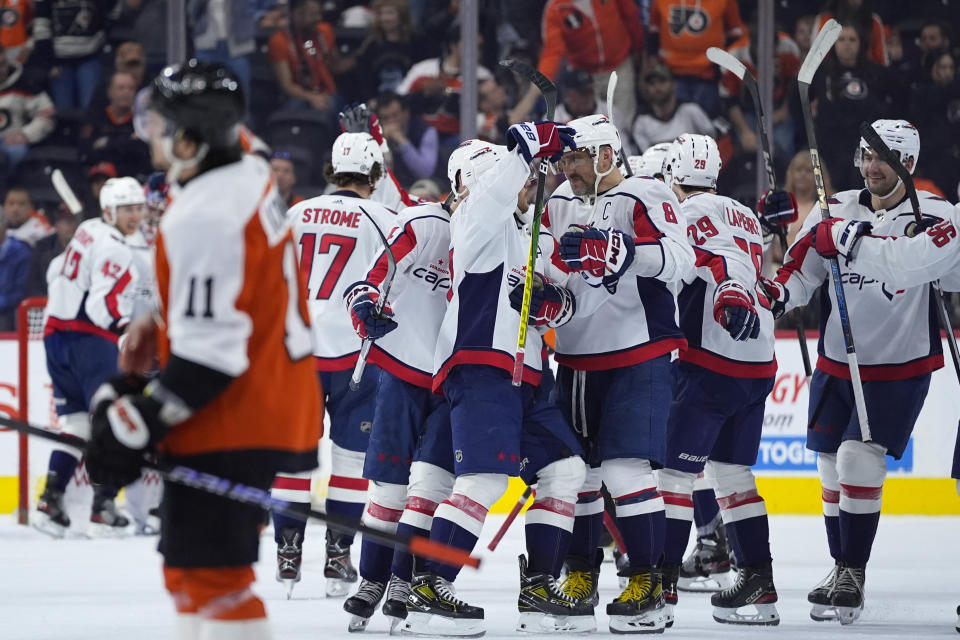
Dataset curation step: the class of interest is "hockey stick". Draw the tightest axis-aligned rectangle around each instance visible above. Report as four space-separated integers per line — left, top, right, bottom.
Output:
350 206 397 391
798 19 871 441
605 71 632 177
51 169 83 216
501 59 558 386
707 47 813 382
857 121 960 384
1 415 480 570
487 485 532 551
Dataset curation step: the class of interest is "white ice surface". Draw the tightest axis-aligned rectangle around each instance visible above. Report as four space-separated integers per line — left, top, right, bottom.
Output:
1 514 958 639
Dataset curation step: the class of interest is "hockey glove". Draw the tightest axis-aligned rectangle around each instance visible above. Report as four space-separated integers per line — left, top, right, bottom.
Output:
508 272 576 328
757 276 788 320
757 189 799 235
559 224 636 280
344 281 397 340
338 103 387 152
713 280 760 341
506 121 576 164
812 218 872 263
87 380 168 488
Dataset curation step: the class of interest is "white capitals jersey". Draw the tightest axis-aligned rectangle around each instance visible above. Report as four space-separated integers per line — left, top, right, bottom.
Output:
287 190 396 370
433 150 557 390
677 192 775 377
44 218 137 341
125 229 156 321
542 175 694 370
364 202 451 388
778 189 960 380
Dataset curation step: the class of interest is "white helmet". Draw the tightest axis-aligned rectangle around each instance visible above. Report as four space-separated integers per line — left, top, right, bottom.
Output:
100 177 146 225
632 142 674 178
565 114 623 204
856 119 920 175
665 134 722 189
447 139 504 200
331 132 384 176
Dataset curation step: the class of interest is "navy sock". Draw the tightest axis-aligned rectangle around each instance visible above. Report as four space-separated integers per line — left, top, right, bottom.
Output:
664 516 693 566
525 522 572 577
391 522 429 582
692 488 720 531
839 509 880 566
725 515 772 566
46 451 79 492
327 498 366 546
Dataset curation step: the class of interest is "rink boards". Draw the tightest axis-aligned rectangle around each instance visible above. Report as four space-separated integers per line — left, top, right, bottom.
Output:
1 334 958 516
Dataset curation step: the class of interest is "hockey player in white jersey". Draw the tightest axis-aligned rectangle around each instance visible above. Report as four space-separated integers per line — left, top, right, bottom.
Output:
340 188 456 631
34 177 145 536
659 134 788 627
627 142 673 180
762 119 960 624
544 114 693 634
403 129 597 637
274 132 397 598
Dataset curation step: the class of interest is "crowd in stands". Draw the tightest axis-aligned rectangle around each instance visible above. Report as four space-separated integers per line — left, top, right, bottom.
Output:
1 0 959 330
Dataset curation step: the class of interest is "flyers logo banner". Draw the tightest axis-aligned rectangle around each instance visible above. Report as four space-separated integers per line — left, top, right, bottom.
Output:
669 6 710 36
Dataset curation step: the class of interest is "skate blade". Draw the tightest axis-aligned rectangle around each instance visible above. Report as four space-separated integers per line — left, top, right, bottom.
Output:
712 603 780 626
677 572 732 593
608 612 666 635
516 611 596 634
278 578 299 600
87 521 131 538
837 604 863 625
348 614 372 632
809 603 839 622
32 517 68 539
326 579 353 598
387 614 405 635
663 604 674 629
401 612 485 637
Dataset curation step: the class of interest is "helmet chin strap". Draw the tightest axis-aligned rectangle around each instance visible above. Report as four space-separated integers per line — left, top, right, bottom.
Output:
863 171 902 202
163 137 210 184
586 145 616 218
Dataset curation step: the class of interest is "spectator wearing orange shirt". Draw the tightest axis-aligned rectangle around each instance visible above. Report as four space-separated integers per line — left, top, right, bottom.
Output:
267 0 347 115
537 0 644 122
814 0 887 66
647 0 745 117
0 0 31 64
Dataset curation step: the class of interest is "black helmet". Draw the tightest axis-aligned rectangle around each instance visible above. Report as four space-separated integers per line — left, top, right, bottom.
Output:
149 59 245 149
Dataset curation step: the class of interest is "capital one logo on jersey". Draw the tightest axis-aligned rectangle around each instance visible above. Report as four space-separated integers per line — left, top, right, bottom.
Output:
839 272 905 301
669 5 710 36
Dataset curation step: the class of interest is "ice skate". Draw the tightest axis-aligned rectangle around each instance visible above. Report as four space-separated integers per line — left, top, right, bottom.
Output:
136 507 162 536
344 578 386 632
606 568 666 634
325 529 359 597
677 527 732 592
276 528 303 599
711 563 779 626
661 564 679 629
808 562 841 621
517 554 596 633
88 493 131 537
402 571 484 637
382 574 410 633
954 604 959 633
833 564 865 625
560 555 600 607
35 485 70 538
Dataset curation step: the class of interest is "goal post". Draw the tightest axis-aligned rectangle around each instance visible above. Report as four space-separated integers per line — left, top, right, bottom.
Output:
17 296 47 525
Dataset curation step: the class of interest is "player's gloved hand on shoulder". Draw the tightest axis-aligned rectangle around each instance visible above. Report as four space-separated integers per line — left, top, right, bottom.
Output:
87 376 168 488
756 276 788 320
812 218 872 263
508 272 576 328
713 280 760 340
344 281 397 340
559 224 635 280
757 189 799 235
506 121 576 164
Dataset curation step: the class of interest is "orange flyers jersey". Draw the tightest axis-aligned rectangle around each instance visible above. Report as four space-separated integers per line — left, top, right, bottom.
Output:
649 0 745 79
0 0 31 61
154 155 322 466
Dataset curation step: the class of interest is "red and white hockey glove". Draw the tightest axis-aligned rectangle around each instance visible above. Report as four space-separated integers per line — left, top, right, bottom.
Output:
559 224 636 281
506 121 576 164
508 272 576 328
757 189 799 236
757 276 788 320
344 281 397 340
812 218 872 263
713 280 760 341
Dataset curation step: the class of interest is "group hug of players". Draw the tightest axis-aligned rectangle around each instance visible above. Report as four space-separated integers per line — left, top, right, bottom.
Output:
29 58 960 639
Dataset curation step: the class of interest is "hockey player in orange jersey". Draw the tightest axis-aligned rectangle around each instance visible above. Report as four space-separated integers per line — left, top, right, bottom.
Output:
84 60 322 640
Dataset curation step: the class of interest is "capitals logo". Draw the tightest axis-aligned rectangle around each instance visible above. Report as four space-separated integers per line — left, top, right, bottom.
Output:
669 5 710 36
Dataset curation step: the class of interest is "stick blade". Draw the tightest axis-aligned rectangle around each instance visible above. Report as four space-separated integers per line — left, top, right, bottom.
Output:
799 19 842 84
706 47 747 80
500 59 557 100
606 70 618 112
51 169 83 215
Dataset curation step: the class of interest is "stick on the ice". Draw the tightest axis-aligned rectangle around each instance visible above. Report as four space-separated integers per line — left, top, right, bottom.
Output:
500 59 558 386
707 46 813 382
1 415 480 570
488 485 531 551
350 206 397 391
605 71 632 177
798 18 871 441
858 121 960 385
